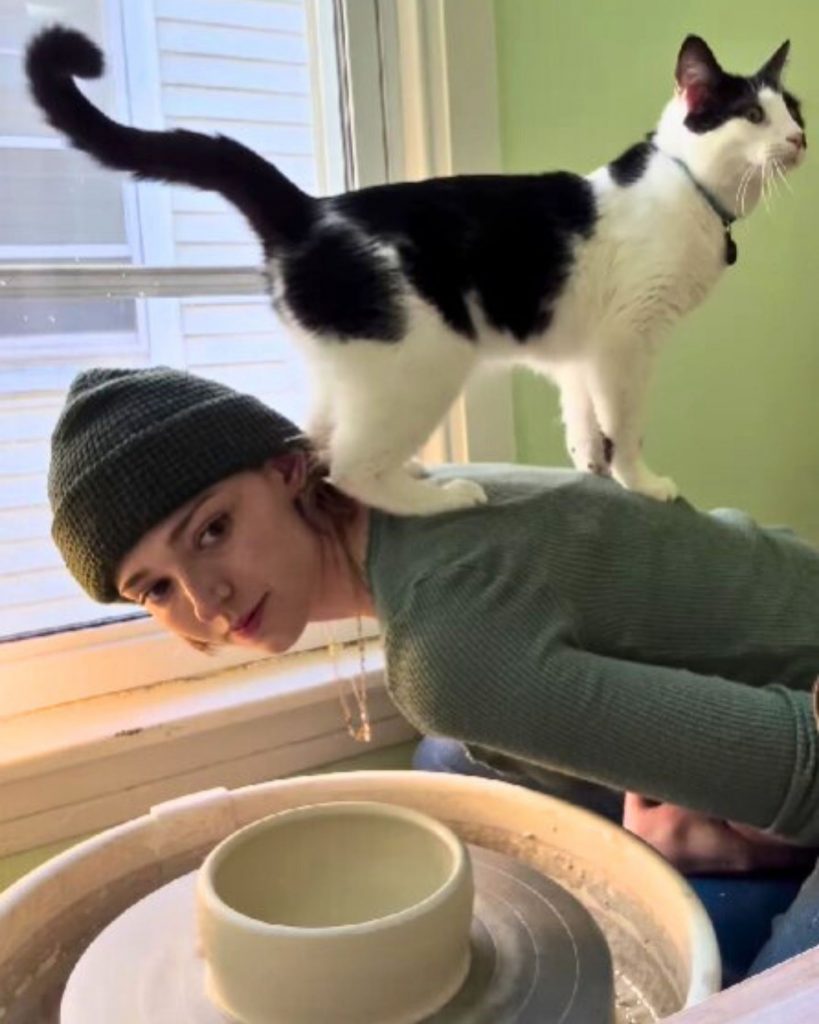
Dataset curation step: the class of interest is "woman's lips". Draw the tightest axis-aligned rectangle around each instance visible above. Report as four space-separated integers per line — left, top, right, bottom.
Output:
231 595 267 640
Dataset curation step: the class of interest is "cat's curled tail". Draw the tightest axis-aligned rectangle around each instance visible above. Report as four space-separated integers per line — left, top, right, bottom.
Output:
25 25 314 251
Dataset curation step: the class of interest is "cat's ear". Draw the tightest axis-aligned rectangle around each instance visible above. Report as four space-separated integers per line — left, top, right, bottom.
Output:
757 40 790 88
675 35 723 112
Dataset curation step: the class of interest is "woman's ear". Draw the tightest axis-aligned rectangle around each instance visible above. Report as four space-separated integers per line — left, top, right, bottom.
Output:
263 450 309 496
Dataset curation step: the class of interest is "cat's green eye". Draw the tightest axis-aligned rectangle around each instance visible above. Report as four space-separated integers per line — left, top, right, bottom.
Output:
745 105 765 124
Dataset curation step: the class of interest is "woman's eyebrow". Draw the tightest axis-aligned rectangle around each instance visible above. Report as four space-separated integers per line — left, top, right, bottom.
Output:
120 568 148 596
119 489 217 595
167 489 216 544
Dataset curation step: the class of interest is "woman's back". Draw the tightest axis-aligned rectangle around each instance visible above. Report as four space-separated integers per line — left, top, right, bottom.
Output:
366 464 819 843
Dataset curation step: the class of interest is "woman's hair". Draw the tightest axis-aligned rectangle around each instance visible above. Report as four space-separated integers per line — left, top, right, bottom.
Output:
296 450 359 542
186 450 362 654
296 449 366 587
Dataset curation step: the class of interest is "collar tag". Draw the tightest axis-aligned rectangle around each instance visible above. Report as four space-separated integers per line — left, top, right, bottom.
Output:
725 227 737 266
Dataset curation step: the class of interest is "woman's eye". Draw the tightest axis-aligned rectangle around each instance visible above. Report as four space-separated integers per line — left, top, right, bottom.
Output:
746 105 765 124
142 579 170 605
198 513 230 549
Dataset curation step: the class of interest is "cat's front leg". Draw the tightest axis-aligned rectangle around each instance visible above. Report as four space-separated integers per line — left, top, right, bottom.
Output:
586 339 679 502
616 460 679 502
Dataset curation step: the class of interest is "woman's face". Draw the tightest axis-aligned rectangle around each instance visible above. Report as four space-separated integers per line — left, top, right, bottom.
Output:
116 462 323 654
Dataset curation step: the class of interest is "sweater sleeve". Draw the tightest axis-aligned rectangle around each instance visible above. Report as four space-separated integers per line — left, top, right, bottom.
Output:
384 563 819 845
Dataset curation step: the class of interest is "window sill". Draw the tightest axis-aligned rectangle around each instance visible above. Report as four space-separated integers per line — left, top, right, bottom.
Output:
0 642 416 857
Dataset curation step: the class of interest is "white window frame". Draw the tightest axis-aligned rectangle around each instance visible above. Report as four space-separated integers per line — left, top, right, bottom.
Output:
0 0 509 857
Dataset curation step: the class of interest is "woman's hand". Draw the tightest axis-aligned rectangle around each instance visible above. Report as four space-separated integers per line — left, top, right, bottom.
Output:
622 793 815 874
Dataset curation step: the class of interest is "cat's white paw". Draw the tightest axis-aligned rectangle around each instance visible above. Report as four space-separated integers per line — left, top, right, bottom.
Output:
405 458 429 479
440 478 489 508
629 472 679 502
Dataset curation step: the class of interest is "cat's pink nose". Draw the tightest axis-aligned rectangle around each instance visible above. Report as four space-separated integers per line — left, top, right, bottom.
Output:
788 131 807 150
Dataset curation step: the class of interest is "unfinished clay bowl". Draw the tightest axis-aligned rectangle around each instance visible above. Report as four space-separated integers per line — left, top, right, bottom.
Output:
196 800 473 1024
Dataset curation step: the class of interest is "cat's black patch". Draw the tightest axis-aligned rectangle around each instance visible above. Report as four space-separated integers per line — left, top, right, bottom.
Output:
282 224 405 341
602 434 614 464
783 90 806 133
609 140 654 186
677 37 805 135
684 73 771 133
331 173 596 342
685 72 806 138
725 231 737 265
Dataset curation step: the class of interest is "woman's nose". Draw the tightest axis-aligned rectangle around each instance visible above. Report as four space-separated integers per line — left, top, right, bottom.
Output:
188 578 233 623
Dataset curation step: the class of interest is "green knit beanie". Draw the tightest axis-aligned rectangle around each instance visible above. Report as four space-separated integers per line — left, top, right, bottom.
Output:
49 366 307 604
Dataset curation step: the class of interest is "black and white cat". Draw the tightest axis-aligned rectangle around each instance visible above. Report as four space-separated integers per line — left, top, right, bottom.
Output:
26 28 806 514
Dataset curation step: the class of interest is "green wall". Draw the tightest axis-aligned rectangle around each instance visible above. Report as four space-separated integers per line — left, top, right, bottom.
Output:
494 1 819 541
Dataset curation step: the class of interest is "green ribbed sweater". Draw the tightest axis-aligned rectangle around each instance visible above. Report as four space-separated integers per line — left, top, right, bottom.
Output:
365 465 819 844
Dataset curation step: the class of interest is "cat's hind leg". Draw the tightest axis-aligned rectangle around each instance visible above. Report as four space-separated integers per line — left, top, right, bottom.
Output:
335 462 486 515
553 363 611 476
304 378 424 478
404 457 430 478
305 393 334 462
322 333 485 515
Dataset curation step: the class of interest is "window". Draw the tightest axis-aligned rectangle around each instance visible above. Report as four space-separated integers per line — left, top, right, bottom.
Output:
1 0 130 263
0 0 508 716
1 0 348 641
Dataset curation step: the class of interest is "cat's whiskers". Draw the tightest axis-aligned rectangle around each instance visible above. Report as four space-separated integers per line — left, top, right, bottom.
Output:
760 161 774 215
737 164 765 219
765 155 787 207
740 181 750 217
772 157 794 195
736 165 757 218
747 165 763 216
769 163 783 204
736 171 748 217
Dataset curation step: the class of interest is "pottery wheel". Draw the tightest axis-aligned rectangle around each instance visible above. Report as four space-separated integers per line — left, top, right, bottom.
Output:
61 845 614 1023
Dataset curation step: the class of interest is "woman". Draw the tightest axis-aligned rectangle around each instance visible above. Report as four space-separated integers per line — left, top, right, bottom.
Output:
49 365 819 977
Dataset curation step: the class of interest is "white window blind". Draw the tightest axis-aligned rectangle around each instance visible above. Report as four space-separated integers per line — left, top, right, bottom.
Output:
0 0 345 640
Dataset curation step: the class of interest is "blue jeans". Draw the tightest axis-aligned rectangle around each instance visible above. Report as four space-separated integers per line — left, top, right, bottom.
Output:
748 860 819 974
413 737 817 986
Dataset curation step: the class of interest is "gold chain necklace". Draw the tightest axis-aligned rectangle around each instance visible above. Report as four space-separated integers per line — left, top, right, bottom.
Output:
325 615 371 743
